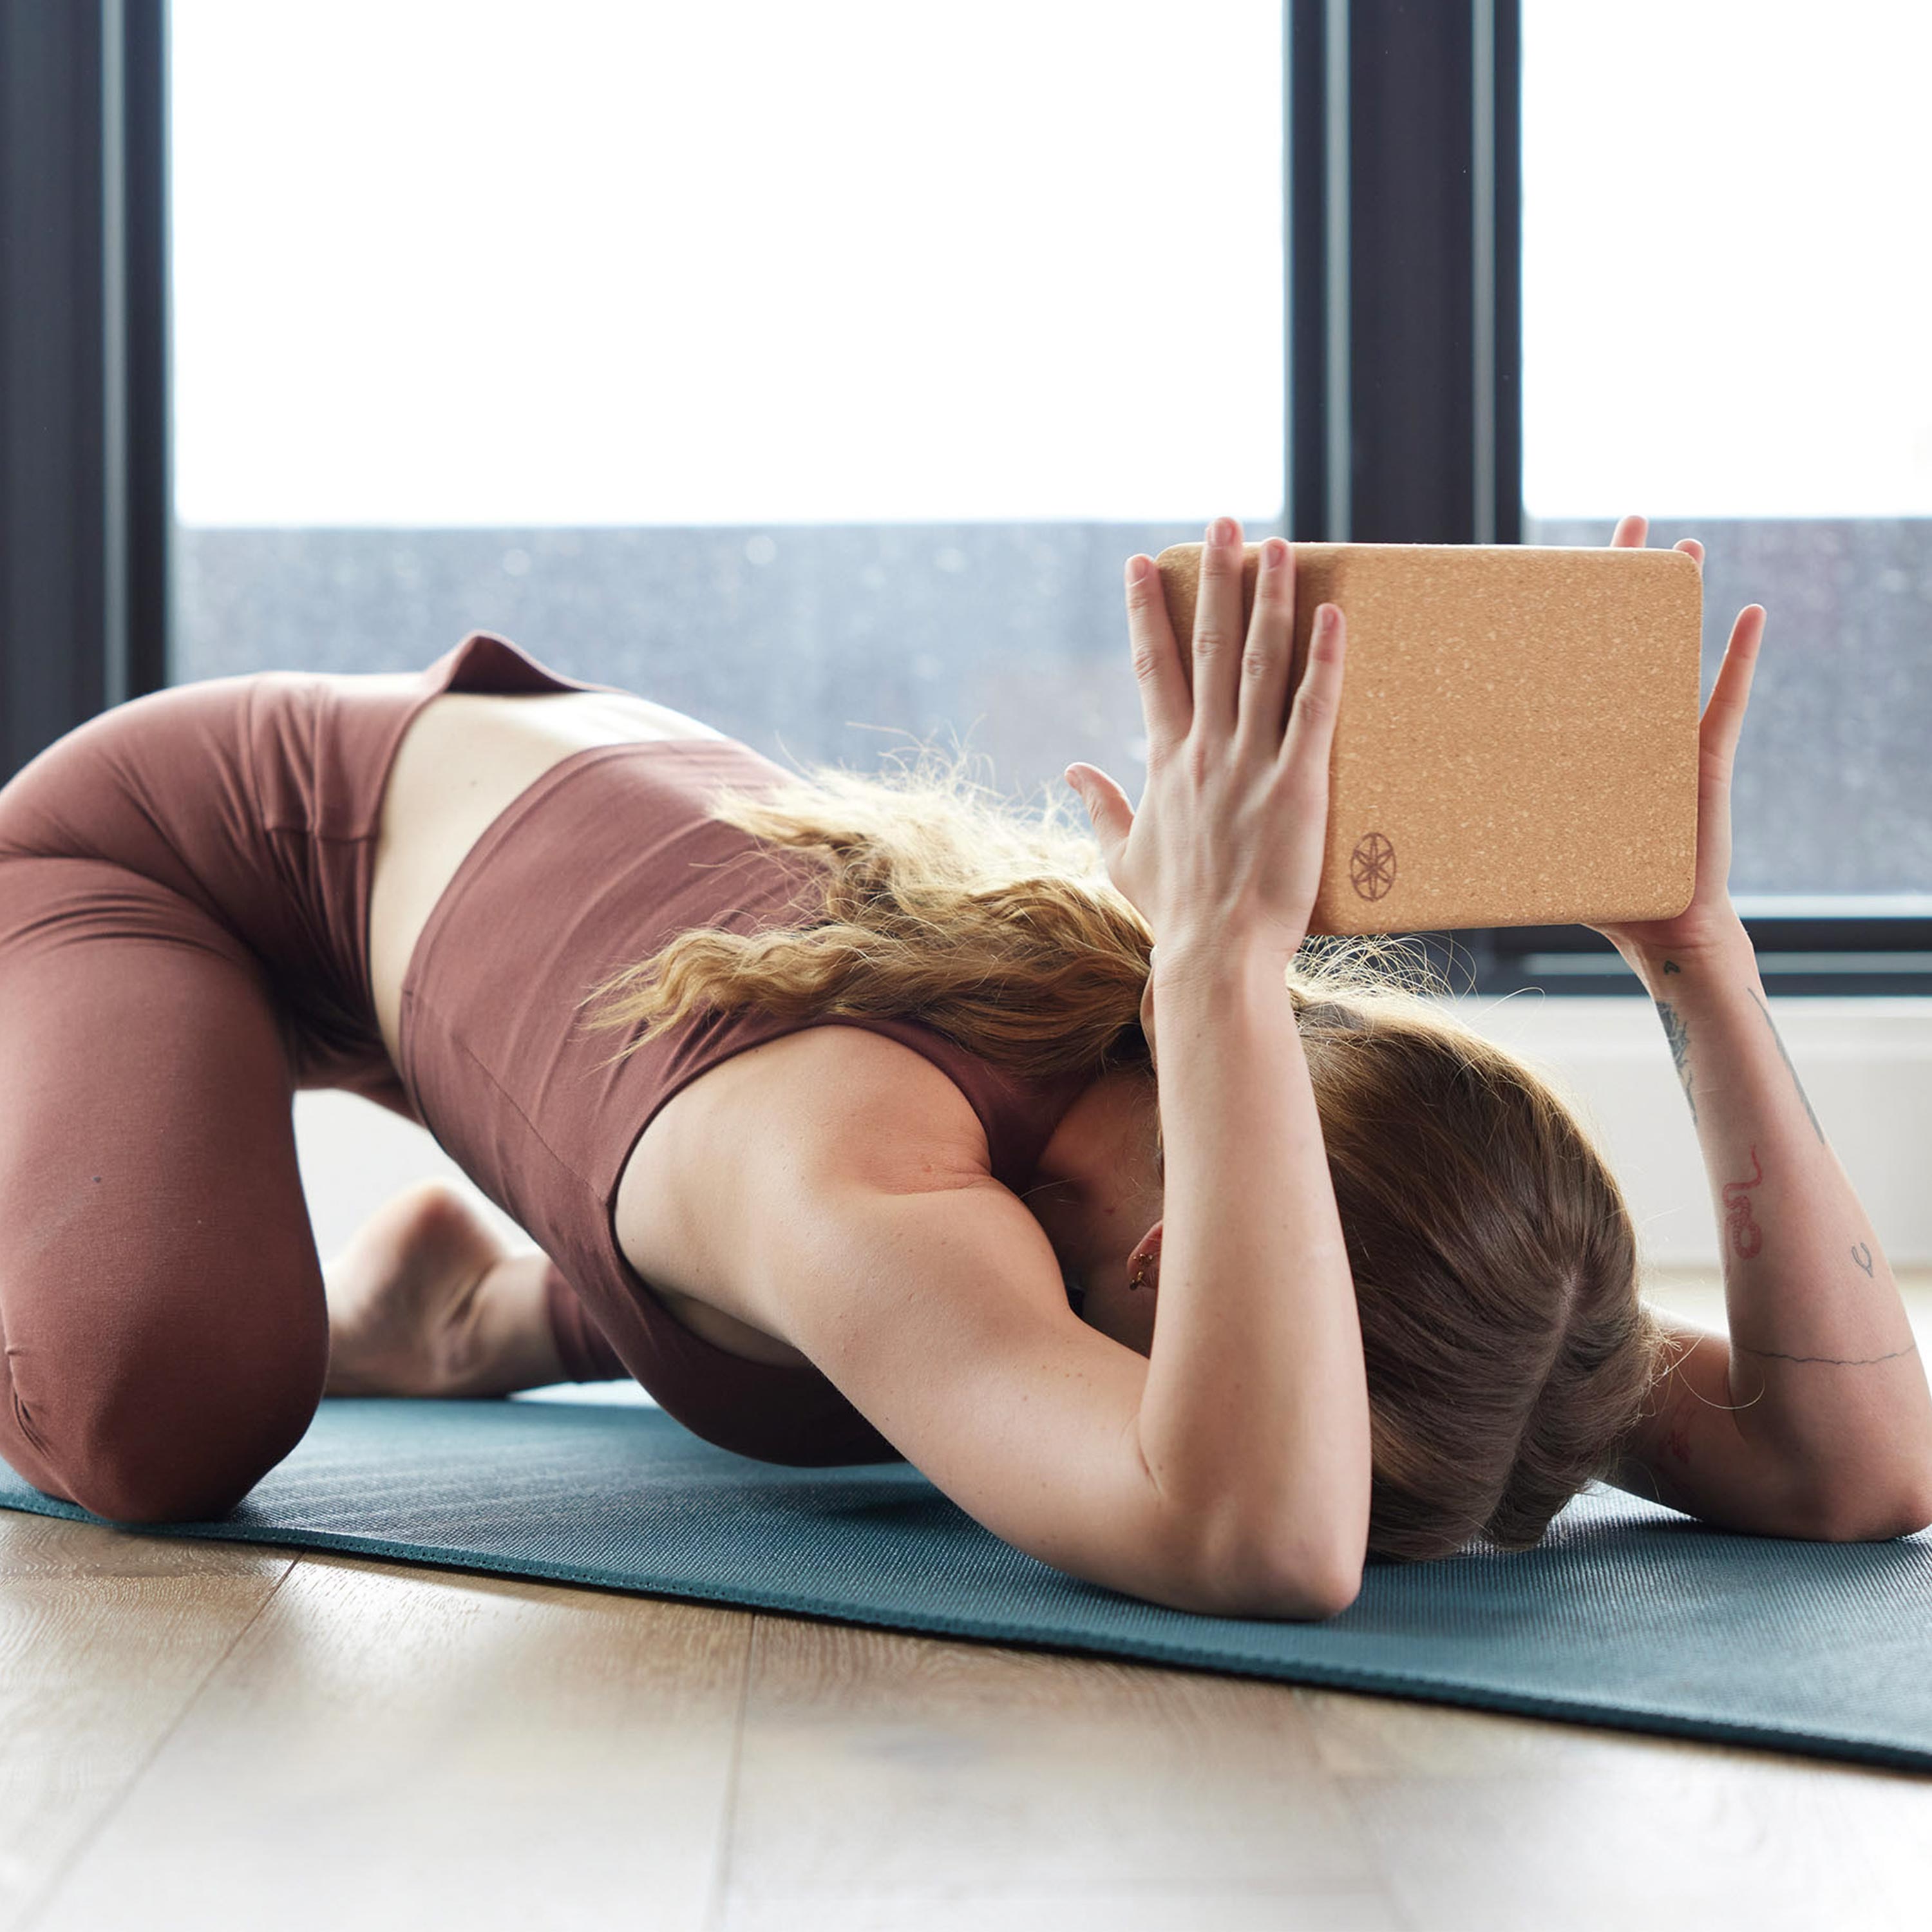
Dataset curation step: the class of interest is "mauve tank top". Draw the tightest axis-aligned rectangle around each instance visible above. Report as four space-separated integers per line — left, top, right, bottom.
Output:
394 632 1092 1466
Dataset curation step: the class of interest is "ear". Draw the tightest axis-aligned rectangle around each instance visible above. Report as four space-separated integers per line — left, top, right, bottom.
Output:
1139 958 1159 1073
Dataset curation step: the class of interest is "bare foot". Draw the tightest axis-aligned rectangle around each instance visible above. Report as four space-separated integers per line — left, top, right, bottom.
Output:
322 1179 566 1397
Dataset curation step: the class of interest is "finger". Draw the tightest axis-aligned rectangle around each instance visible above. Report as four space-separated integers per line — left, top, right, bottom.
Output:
1065 762 1135 864
1122 554 1192 757
1611 515 1705 582
1696 605 1766 778
1192 516 1247 739
1233 537 1298 759
1275 603 1346 781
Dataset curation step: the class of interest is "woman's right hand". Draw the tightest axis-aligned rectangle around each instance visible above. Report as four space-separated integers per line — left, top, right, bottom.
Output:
1065 515 1348 969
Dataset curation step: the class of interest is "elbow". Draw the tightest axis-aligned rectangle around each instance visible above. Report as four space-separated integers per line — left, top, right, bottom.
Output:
1902 1472 1932 1538
1808 1504 1931 1543
1229 1551 1362 1621
1273 1540 1365 1620
1832 1494 1932 1543
1795 1466 1932 1543
1179 1527 1365 1622
1142 1472 1370 1620
1265 1561 1363 1622
1891 1454 1932 1538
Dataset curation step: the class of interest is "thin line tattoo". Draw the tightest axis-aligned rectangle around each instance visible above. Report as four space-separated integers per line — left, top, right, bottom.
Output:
1731 1340 1920 1367
1652 972 1696 1124
1852 1241 1875 1278
1746 984 1826 1146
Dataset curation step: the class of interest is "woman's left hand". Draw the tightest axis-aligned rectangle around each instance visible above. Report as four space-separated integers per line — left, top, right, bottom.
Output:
1582 514 1768 967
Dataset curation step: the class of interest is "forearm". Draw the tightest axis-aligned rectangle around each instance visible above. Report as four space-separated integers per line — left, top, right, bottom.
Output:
1133 940 1372 1600
1633 924 1932 1517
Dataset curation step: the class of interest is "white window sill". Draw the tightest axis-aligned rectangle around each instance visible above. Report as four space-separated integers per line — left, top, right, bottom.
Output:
1439 995 1932 1271
295 996 1932 1280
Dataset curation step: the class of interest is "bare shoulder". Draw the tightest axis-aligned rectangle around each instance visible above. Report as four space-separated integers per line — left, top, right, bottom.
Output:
630 1023 992 1197
614 1024 995 1332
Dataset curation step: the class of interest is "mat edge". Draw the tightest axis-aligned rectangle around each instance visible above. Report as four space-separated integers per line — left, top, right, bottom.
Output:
3 1486 1926 1777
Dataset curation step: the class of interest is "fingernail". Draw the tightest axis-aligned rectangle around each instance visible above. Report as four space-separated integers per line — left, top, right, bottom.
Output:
1208 516 1233 548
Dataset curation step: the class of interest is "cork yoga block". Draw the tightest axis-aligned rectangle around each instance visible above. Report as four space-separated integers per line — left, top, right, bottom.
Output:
1151 541 1704 937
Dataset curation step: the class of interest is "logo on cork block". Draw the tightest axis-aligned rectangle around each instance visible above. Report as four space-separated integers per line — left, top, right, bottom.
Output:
1349 831 1397 901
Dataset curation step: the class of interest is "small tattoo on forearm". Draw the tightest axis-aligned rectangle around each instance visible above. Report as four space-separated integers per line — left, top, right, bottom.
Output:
1747 987 1826 1146
1721 1144 1765 1261
1653 996 1697 1126
1852 1241 1874 1278
1731 1340 1918 1368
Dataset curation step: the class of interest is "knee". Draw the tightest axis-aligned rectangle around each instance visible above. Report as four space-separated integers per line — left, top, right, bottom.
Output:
59 1434 278 1525
22 1342 325 1526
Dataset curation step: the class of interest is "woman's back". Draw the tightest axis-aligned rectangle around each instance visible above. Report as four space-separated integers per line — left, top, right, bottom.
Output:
354 634 1092 1462
367 676 1007 1374
365 679 729 1068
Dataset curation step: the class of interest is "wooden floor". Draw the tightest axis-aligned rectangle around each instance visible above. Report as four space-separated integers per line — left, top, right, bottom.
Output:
4 1276 1929 1931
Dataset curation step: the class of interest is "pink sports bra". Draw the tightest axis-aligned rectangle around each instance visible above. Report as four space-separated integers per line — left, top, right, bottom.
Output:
393 632 1093 1464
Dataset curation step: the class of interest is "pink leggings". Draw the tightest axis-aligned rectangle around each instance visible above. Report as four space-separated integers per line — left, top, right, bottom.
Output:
0 666 590 1522
0 848 332 1520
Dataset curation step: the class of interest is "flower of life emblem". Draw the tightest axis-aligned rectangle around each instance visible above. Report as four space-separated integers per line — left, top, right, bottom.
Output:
1349 831 1397 901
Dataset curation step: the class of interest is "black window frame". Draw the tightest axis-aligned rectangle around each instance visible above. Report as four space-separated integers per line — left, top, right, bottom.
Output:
1 0 169 773
3 0 1924 997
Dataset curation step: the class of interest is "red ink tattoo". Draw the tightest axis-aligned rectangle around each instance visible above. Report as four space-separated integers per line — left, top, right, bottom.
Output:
1722 1144 1765 1261
1663 1415 1692 1467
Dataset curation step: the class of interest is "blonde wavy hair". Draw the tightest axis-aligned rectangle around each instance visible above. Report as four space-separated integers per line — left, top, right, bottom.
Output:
574 741 1671 1563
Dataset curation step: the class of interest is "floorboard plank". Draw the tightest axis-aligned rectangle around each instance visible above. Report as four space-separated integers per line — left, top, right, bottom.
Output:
30 1553 751 1932
1300 1687 1932 1931
716 1611 1401 1929
0 1515 292 1932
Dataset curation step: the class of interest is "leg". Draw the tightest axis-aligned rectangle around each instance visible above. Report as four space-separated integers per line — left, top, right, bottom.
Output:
0 857 328 1522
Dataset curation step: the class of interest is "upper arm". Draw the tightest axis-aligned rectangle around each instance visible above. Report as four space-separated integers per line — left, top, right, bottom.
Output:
1601 1313 1821 1535
772 1168 1202 1598
697 1046 1336 1617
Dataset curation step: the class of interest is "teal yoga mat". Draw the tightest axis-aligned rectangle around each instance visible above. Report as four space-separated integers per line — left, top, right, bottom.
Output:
4 1392 1929 1772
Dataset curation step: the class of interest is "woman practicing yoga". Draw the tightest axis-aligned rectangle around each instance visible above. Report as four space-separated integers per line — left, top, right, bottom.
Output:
2 515 1927 1618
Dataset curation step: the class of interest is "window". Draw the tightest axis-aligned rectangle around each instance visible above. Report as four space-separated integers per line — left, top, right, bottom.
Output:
15 1 1920 990
169 0 1286 802
1521 0 1932 922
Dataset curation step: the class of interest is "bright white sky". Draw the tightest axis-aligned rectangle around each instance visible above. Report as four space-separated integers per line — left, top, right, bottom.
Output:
169 0 1932 527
